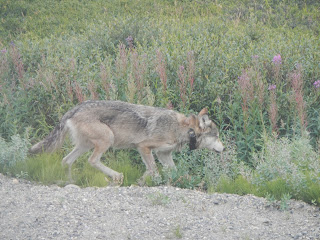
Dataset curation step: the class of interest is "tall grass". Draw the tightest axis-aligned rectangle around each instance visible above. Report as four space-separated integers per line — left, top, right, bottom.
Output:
8 150 144 187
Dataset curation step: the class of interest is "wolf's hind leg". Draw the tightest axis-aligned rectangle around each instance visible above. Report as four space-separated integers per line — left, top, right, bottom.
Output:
88 147 123 184
86 123 123 185
62 146 90 182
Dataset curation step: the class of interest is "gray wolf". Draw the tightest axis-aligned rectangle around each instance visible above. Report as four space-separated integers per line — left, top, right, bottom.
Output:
30 100 224 184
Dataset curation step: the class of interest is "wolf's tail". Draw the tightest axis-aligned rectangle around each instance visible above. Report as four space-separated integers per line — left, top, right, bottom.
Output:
29 121 68 154
29 101 87 154
29 106 78 154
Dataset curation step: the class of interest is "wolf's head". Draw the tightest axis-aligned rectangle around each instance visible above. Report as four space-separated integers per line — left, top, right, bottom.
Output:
185 108 224 152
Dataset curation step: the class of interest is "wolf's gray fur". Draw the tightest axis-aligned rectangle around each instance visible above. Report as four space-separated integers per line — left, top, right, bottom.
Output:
30 100 224 184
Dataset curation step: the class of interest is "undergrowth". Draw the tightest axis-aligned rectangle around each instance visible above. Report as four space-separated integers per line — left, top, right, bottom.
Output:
1 132 319 205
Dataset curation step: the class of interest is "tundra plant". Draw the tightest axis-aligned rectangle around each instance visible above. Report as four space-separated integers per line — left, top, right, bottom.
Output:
0 134 30 169
162 136 238 190
252 135 320 200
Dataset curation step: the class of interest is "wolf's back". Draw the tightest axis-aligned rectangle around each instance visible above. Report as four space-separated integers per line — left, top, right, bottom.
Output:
29 100 173 154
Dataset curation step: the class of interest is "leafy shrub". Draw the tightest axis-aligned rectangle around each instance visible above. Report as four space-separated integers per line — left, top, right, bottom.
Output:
161 148 207 189
203 138 239 189
0 134 30 170
214 135 320 205
252 136 320 204
160 136 238 190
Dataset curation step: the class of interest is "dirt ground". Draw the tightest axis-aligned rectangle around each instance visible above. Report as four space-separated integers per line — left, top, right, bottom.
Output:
0 174 319 240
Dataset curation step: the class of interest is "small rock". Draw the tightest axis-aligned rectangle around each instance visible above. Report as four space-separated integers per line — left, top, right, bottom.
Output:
64 184 80 190
256 217 271 225
12 179 19 184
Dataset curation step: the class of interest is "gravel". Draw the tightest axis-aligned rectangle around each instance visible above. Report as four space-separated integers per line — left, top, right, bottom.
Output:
0 173 319 240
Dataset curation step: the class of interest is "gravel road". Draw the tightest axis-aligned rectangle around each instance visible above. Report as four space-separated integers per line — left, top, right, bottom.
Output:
0 173 319 240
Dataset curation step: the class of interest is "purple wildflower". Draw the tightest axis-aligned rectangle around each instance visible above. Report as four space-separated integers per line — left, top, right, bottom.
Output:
313 80 320 89
126 35 133 43
10 41 15 47
272 54 282 65
126 36 134 49
252 55 259 60
268 84 276 91
1 48 7 53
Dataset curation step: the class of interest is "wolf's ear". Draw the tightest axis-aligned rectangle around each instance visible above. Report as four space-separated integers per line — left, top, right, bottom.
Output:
198 108 208 117
199 114 212 130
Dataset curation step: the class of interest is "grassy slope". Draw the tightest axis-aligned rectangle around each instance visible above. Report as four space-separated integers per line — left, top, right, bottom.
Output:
1 0 319 43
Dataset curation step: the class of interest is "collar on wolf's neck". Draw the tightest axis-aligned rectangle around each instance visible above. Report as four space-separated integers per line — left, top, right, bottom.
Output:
188 129 197 151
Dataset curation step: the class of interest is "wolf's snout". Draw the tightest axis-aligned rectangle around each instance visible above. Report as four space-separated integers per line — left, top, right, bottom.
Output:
214 139 224 153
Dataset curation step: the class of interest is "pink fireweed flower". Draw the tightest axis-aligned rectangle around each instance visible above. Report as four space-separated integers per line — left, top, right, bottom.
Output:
272 54 282 65
126 35 134 49
313 80 320 89
268 84 276 90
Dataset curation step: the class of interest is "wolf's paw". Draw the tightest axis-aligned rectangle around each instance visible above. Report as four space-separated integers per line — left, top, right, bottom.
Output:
106 173 124 186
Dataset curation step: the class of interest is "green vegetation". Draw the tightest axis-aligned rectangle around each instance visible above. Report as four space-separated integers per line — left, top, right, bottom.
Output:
147 192 171 206
0 0 319 205
212 136 320 206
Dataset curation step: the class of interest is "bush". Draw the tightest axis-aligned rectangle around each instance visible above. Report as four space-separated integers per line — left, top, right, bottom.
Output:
161 148 208 189
0 133 30 170
160 136 239 190
252 136 320 204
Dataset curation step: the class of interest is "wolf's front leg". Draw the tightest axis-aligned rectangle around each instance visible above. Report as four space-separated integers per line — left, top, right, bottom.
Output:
137 147 160 185
155 150 176 170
